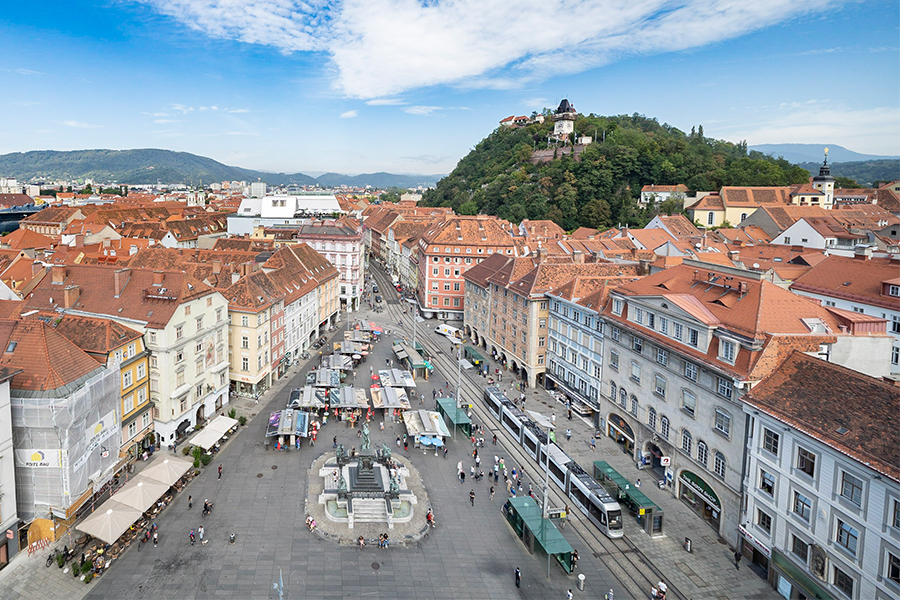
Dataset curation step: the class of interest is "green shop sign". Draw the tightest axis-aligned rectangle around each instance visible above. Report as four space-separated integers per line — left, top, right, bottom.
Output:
679 470 721 511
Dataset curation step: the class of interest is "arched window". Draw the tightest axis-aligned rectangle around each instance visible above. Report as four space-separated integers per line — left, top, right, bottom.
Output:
697 441 708 466
610 381 617 400
681 429 692 455
648 407 657 429
630 395 638 416
661 416 670 438
714 452 726 478
707 212 715 225
740 213 748 222
619 388 627 407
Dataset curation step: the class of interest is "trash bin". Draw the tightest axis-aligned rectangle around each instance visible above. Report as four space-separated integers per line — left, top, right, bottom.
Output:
684 537 692 553
577 574 585 591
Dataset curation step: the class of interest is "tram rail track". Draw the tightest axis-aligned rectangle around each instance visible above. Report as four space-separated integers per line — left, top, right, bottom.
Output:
368 266 687 600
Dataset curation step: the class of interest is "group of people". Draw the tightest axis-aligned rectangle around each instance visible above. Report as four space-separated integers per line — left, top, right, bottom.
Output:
188 526 205 545
305 515 317 531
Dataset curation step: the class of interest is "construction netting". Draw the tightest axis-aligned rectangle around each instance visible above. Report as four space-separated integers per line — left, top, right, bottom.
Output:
11 366 120 523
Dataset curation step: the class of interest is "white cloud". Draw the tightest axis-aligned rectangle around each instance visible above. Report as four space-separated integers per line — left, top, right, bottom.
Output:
225 108 250 113
170 103 194 114
736 105 900 156
141 0 844 98
63 120 103 129
365 98 405 105
403 106 442 116
154 118 183 123
339 110 358 118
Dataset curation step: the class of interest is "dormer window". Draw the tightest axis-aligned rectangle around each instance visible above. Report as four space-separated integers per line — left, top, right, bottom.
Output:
612 298 623 315
720 340 736 364
889 285 900 297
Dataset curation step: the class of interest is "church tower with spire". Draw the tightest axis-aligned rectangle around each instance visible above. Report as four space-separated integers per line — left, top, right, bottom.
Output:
811 147 835 209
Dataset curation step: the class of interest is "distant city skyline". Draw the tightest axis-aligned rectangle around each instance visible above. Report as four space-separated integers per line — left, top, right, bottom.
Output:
0 0 897 175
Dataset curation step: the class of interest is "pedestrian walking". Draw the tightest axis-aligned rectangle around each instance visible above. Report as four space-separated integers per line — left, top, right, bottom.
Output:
188 495 193 510
604 589 614 600
572 549 579 569
734 550 742 570
514 567 520 588
566 428 572 441
490 486 495 501
190 529 195 545
492 434 497 445
469 489 475 506
218 464 223 480
443 446 448 459
404 439 408 452
635 478 641 488
590 438 596 450
566 590 573 600
333 436 338 449
198 526 204 542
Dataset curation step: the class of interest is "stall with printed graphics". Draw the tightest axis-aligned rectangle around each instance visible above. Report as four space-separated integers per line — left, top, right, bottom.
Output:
306 369 342 387
288 386 329 410
265 409 311 450
321 354 352 371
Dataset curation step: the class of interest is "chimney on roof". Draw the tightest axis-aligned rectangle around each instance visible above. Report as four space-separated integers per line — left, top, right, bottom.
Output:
51 265 66 284
63 284 80 308
153 271 164 285
114 268 131 297
853 245 873 260
213 260 222 274
728 250 740 262
572 249 584 264
74 233 84 249
231 272 240 285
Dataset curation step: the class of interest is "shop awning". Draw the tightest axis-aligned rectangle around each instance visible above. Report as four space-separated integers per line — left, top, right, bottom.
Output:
141 456 193 487
110 476 170 513
189 415 239 450
76 500 143 545
288 386 328 409
371 386 411 410
402 410 451 439
307 369 341 387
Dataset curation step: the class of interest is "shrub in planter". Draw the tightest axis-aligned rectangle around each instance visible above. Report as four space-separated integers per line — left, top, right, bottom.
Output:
182 446 192 456
192 446 203 461
228 408 237 419
72 563 80 577
84 572 93 584
238 415 247 426
199 454 212 466
57 552 65 568
193 459 201 469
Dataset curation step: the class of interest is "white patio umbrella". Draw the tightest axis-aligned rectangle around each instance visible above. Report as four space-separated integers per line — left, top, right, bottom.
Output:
112 476 170 512
77 500 142 545
141 456 192 487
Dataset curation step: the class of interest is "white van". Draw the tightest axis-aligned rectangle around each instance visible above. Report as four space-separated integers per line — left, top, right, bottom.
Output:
434 324 462 342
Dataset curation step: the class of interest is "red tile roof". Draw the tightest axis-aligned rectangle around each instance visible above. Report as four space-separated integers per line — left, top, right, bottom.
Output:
0 318 104 391
790 255 900 311
743 352 900 483
43 313 143 361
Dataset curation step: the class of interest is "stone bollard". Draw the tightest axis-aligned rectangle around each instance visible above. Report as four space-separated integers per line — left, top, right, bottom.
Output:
577 573 585 591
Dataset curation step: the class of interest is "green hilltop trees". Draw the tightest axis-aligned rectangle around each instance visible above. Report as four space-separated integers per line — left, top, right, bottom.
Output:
425 113 810 230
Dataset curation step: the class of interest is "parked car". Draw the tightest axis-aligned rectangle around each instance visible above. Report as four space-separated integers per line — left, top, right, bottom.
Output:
375 295 383 303
373 285 379 294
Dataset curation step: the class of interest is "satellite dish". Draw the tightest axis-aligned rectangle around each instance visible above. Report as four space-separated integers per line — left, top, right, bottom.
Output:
753 263 760 269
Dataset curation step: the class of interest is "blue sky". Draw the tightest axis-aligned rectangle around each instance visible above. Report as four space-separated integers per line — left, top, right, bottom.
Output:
1 0 897 175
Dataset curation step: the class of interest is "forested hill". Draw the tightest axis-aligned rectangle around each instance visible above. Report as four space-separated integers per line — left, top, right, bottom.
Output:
424 114 810 230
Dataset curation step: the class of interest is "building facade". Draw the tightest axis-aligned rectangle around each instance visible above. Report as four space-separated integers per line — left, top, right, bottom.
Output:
597 259 891 547
742 353 900 600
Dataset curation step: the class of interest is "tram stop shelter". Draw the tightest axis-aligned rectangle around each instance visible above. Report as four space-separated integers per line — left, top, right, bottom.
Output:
435 397 472 437
503 496 573 573
464 347 486 372
593 461 664 536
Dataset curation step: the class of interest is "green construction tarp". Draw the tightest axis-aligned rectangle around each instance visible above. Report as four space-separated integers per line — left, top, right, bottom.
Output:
507 497 573 556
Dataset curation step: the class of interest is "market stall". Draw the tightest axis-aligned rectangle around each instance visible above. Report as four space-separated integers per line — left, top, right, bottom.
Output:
306 369 342 387
377 369 417 388
288 386 329 410
266 409 311 450
402 409 451 450
321 354 352 370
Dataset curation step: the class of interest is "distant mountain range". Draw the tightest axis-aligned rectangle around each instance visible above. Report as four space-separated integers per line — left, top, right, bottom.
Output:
749 143 898 164
0 149 444 188
797 159 899 187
